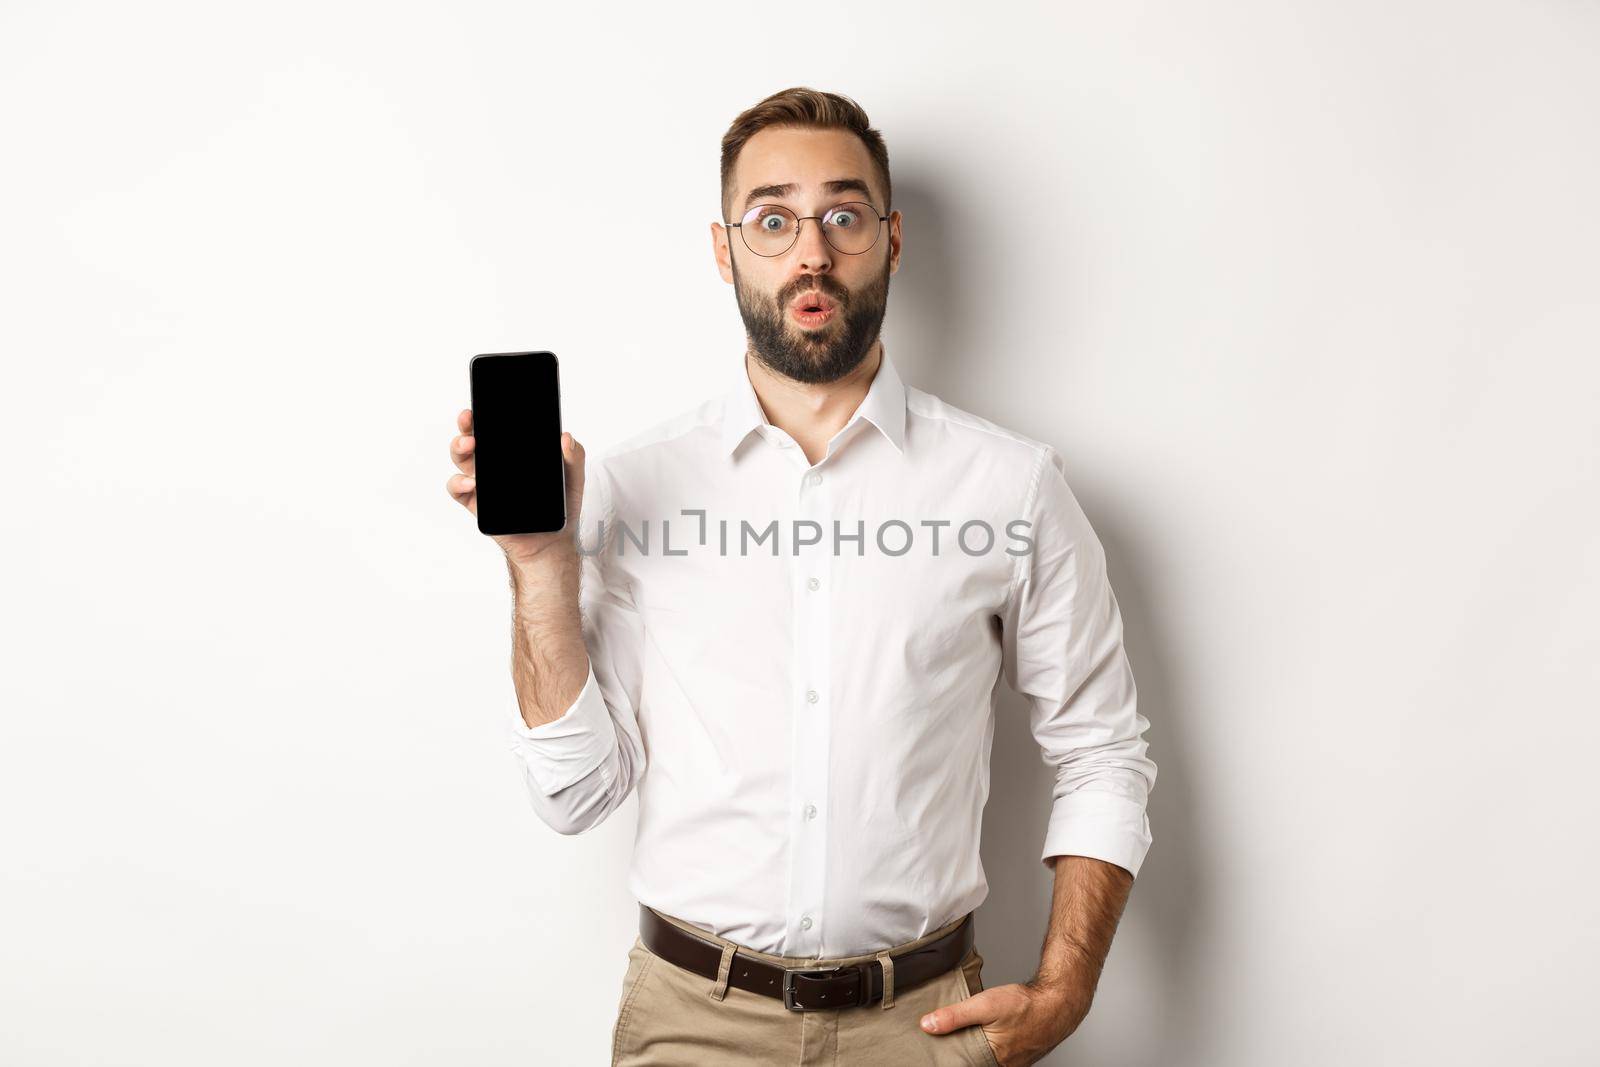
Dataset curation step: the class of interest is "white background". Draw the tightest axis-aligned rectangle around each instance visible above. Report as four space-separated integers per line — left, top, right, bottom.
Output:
3 1 1597 1064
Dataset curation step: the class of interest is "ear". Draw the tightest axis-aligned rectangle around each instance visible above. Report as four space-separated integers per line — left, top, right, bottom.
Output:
711 221 735 284
887 209 903 275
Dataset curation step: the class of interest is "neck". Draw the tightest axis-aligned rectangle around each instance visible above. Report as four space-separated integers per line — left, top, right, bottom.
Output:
745 340 883 463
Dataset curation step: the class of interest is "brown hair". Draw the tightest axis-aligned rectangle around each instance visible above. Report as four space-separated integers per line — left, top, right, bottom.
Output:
720 86 892 222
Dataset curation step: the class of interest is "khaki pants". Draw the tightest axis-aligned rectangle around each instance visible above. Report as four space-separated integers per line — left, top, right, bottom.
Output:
610 907 1001 1066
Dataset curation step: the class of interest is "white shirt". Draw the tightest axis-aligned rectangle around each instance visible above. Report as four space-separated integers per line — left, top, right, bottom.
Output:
506 348 1156 958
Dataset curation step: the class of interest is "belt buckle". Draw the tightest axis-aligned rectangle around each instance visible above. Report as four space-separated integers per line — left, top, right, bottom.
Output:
781 964 865 1012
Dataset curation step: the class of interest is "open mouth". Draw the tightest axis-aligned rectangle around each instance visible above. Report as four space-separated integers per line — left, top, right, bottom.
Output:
789 290 839 327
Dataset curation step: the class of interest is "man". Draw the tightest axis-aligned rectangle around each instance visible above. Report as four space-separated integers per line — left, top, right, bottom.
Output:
446 87 1156 1066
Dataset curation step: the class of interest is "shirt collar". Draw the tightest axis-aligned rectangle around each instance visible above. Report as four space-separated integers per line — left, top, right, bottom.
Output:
720 347 907 457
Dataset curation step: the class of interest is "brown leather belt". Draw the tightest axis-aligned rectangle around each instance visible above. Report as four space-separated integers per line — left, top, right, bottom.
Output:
638 903 974 1012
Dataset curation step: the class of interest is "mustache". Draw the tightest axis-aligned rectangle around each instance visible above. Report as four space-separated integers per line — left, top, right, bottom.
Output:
780 275 849 307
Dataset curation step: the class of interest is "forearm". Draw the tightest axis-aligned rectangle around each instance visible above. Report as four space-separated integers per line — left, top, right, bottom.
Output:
1029 855 1134 1022
508 551 590 729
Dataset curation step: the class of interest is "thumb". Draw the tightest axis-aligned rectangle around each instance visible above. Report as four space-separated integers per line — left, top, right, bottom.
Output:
921 988 998 1034
562 432 586 527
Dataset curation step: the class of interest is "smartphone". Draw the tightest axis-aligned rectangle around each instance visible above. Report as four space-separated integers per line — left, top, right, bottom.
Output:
468 351 566 536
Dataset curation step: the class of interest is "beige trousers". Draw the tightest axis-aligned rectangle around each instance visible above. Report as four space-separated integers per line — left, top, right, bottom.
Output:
610 907 1001 1066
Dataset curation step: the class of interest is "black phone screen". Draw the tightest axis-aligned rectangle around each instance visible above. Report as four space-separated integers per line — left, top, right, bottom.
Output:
469 351 566 536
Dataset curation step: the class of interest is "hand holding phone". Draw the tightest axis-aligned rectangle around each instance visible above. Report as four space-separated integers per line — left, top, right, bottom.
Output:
450 354 593 731
448 351 584 564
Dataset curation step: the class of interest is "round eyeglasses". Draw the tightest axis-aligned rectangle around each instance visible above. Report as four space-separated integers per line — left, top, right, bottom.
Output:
726 201 889 257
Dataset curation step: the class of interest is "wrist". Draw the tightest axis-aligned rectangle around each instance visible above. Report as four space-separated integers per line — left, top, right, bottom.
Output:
1023 973 1094 1030
1028 946 1101 1007
507 541 578 585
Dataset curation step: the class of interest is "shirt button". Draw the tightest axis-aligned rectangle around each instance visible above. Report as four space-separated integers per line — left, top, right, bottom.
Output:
806 689 819 704
807 472 822 486
800 915 813 930
804 803 817 820
806 577 820 591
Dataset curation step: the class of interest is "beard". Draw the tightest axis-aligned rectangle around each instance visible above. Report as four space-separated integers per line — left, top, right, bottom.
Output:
733 256 890 385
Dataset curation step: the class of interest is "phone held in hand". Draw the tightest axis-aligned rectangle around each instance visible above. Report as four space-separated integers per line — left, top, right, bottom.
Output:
468 351 566 536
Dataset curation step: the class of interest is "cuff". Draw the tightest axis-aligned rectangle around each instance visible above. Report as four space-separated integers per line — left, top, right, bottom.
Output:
1039 789 1153 878
505 663 616 796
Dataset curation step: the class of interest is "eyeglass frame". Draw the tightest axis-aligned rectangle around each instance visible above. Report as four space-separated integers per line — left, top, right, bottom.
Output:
722 200 891 258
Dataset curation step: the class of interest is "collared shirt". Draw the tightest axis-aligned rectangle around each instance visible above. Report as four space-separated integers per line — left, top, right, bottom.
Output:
506 347 1155 958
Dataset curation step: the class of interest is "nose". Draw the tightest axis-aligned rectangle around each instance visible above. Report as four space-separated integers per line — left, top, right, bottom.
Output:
792 216 834 274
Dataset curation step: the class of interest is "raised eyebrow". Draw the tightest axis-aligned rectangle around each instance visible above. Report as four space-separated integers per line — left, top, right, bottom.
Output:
742 178 875 212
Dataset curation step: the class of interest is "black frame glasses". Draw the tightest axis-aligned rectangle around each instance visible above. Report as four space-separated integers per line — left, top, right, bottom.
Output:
724 201 890 257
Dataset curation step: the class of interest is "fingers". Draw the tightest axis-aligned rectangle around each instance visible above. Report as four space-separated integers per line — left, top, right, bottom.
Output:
447 418 576 527
451 432 475 475
451 409 475 475
446 472 477 514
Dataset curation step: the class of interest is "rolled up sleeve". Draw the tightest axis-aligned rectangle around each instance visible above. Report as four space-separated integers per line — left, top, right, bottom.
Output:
507 664 618 796
1000 446 1157 877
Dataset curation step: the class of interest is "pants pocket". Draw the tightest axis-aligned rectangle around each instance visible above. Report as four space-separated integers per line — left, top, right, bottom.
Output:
954 948 1001 1067
610 937 656 1065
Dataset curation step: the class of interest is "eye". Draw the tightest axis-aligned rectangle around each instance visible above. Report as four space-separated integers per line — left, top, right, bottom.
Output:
825 206 860 228
747 206 794 233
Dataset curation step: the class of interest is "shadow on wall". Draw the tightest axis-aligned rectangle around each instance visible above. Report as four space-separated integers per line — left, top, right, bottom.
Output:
888 175 1212 1067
